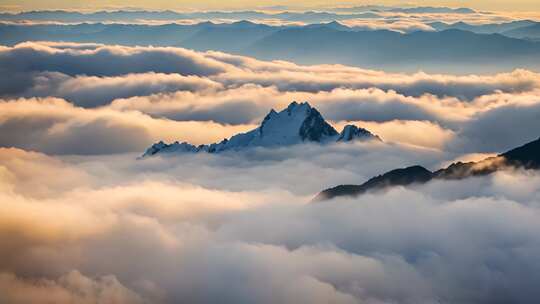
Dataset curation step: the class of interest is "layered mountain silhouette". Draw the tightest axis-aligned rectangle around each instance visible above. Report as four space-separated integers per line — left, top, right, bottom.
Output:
315 137 540 201
388 7 475 14
0 7 478 23
3 21 540 72
428 20 540 42
504 23 540 41
0 21 284 47
429 20 537 34
244 28 540 72
143 101 380 157
0 10 380 23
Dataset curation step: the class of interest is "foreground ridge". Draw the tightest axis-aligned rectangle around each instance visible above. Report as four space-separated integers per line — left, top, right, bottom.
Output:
315 137 540 201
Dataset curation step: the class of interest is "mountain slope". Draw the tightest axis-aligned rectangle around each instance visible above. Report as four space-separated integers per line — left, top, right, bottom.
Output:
0 23 205 46
503 23 540 41
243 28 540 73
315 166 432 201
143 101 379 157
502 137 540 167
429 20 537 34
179 21 281 52
315 137 540 201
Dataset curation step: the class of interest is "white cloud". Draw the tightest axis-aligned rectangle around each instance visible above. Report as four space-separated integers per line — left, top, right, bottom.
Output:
0 98 256 154
1 148 540 303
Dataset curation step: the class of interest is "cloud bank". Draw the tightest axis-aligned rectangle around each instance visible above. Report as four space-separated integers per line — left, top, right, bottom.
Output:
1 146 540 303
1 34 540 304
3 42 540 102
1 42 540 154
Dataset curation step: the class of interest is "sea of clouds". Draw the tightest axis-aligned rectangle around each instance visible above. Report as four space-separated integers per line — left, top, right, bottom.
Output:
2 42 540 154
2 145 540 303
1 40 540 303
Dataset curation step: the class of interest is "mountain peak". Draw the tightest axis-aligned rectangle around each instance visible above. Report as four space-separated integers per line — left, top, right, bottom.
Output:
286 101 311 114
337 125 381 142
142 102 380 157
231 20 258 27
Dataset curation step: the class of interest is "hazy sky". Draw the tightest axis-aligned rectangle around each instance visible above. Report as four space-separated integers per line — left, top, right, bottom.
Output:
1 0 539 12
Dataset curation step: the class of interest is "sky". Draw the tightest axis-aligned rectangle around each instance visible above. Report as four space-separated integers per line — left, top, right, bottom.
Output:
1 0 540 12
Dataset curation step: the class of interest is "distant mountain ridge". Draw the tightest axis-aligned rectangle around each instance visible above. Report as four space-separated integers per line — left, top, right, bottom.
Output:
388 7 475 14
143 101 380 157
0 7 477 23
503 23 540 41
244 27 540 73
0 10 379 23
429 20 538 34
2 18 540 72
315 137 540 201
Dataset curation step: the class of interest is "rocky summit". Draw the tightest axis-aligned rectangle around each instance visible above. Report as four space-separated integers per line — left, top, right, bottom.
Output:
143 101 380 157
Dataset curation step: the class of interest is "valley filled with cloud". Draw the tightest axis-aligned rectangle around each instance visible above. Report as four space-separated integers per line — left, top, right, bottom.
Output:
1 4 540 304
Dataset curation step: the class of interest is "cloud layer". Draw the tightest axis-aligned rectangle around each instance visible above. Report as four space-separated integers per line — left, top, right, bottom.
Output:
3 42 540 101
1 42 540 154
1 146 540 303
1 38 540 303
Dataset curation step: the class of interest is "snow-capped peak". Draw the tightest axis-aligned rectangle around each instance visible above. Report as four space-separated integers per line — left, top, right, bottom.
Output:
142 101 380 157
337 125 380 142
